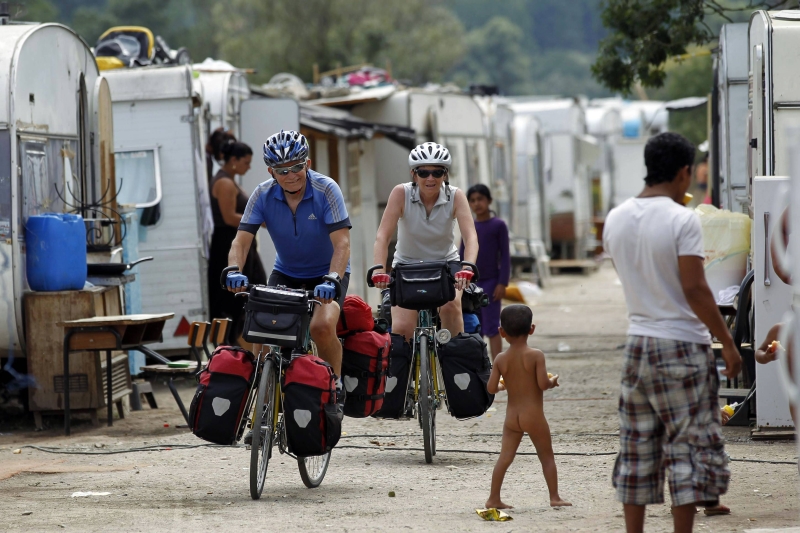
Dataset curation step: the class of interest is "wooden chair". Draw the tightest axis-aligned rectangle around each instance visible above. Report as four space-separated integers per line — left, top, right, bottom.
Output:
206 318 232 360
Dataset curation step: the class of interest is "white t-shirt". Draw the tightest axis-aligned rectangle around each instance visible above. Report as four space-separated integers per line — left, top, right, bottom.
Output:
603 196 711 345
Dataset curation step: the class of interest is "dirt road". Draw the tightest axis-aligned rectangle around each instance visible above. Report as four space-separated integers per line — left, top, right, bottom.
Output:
1 263 798 532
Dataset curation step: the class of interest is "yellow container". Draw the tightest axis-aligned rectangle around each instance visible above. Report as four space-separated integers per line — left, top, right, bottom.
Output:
722 405 735 417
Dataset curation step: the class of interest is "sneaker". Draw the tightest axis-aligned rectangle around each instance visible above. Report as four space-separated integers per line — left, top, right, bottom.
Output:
243 430 253 445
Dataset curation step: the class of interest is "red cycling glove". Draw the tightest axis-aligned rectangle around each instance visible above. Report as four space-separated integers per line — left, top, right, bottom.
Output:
371 273 391 285
455 269 474 282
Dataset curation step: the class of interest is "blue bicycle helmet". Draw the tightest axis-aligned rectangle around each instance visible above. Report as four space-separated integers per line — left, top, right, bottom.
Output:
263 130 310 167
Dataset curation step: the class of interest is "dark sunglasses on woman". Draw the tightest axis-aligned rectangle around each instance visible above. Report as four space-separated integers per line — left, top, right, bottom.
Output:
414 168 447 179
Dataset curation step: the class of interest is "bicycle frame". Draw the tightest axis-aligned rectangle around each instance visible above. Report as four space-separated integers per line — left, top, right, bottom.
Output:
410 309 443 413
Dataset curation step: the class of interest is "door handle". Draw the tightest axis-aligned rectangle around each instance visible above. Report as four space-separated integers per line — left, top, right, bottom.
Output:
764 211 771 286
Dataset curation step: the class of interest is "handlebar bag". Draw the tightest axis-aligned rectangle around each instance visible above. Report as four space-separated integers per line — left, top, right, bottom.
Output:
341 330 391 418
438 333 494 420
189 345 256 445
243 285 309 348
283 354 342 457
372 333 412 419
390 261 455 311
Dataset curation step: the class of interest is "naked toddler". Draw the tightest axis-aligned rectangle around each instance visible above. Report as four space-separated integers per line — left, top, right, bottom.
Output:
485 304 571 509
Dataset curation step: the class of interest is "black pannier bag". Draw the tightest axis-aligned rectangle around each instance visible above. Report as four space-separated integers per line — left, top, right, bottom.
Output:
282 354 342 457
372 333 412 418
390 261 455 311
242 285 309 347
189 346 256 445
438 333 494 419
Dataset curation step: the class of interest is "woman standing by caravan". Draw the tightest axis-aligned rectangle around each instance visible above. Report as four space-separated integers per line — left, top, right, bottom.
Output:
207 141 267 344
371 142 478 339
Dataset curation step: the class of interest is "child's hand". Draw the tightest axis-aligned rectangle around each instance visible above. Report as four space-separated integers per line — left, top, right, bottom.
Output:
497 377 506 391
549 374 559 388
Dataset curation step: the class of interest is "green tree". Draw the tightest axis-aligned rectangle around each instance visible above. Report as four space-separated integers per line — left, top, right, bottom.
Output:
649 52 713 147
592 0 792 94
450 16 532 94
214 0 465 85
12 0 58 22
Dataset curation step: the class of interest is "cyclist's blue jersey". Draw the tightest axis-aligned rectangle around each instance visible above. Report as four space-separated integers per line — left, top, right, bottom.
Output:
239 170 351 278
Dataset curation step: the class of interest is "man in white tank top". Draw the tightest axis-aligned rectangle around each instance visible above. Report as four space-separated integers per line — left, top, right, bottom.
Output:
371 142 478 341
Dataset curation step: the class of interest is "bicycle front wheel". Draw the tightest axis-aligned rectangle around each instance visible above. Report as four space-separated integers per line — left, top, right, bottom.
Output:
418 335 436 464
250 358 276 500
297 452 331 488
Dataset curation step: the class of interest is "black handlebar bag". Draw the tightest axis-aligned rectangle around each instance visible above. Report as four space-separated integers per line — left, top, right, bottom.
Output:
242 286 309 347
390 261 455 311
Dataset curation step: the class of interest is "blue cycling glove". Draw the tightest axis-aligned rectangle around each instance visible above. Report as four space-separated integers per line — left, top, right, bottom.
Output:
314 281 337 301
226 271 248 290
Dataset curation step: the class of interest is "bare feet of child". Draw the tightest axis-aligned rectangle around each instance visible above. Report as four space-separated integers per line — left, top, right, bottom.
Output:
550 496 572 507
485 498 513 509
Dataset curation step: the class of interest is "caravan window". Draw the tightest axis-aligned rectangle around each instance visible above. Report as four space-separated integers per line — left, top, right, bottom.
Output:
114 148 162 208
19 137 80 220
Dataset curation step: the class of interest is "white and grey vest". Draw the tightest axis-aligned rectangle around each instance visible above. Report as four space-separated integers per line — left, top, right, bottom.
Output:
393 182 460 266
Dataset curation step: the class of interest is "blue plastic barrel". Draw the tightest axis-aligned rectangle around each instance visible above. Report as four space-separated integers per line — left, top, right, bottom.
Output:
25 213 87 291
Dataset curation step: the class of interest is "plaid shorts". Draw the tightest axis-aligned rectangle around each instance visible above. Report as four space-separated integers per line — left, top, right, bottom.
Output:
612 336 730 507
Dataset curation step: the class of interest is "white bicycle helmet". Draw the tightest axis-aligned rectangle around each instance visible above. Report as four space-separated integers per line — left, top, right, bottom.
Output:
408 142 452 169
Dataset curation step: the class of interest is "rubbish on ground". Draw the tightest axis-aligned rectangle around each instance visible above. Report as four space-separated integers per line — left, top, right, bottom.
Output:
71 492 111 497
94 443 104 448
12 449 21 454
475 508 512 521
557 343 571 352
22 511 32 516
388 491 396 497
505 281 542 305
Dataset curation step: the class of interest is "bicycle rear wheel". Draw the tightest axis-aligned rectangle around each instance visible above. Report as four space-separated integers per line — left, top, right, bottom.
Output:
418 335 436 464
250 358 276 500
297 452 331 488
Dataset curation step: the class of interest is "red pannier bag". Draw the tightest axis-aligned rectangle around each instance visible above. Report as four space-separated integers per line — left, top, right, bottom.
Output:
189 346 255 445
341 330 390 418
282 354 343 457
336 295 374 336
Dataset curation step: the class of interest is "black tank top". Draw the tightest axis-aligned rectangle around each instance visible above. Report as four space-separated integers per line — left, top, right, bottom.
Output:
210 170 249 229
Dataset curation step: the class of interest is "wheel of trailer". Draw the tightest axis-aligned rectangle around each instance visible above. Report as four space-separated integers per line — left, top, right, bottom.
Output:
418 335 436 464
297 452 331 488
250 359 276 500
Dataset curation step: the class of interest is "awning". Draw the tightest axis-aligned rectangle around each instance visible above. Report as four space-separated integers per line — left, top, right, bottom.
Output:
300 102 416 149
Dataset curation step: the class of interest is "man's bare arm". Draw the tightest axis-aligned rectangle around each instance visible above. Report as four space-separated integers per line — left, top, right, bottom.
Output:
679 255 742 377
328 228 350 278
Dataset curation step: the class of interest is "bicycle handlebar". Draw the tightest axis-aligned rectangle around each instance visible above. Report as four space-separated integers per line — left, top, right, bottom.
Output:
366 261 481 288
222 265 342 302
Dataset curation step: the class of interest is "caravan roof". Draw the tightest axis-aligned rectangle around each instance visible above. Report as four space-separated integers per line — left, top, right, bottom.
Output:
506 99 585 136
103 66 193 101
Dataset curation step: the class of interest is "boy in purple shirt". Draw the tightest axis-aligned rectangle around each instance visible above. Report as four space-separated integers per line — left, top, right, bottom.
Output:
460 184 511 359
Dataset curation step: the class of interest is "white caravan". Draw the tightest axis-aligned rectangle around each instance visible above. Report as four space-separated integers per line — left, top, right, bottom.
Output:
504 99 598 260
104 66 211 351
746 9 800 428
337 88 492 203
0 23 102 357
193 59 251 139
584 104 623 217
712 23 749 214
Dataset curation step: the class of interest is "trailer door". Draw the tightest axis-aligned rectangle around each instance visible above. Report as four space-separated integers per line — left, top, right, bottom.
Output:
239 98 300 274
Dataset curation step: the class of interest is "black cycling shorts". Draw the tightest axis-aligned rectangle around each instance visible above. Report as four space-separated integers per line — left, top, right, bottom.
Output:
267 270 350 307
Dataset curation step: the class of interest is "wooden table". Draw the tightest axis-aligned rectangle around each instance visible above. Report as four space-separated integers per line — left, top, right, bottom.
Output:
58 313 174 436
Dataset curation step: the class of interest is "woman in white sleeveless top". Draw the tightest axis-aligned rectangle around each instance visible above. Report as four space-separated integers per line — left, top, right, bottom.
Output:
372 142 478 340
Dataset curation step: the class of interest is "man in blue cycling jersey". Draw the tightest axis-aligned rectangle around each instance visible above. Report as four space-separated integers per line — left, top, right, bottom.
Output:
226 130 351 393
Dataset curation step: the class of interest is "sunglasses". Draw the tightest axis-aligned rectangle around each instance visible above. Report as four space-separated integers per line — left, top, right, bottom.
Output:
415 168 447 179
272 161 307 176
